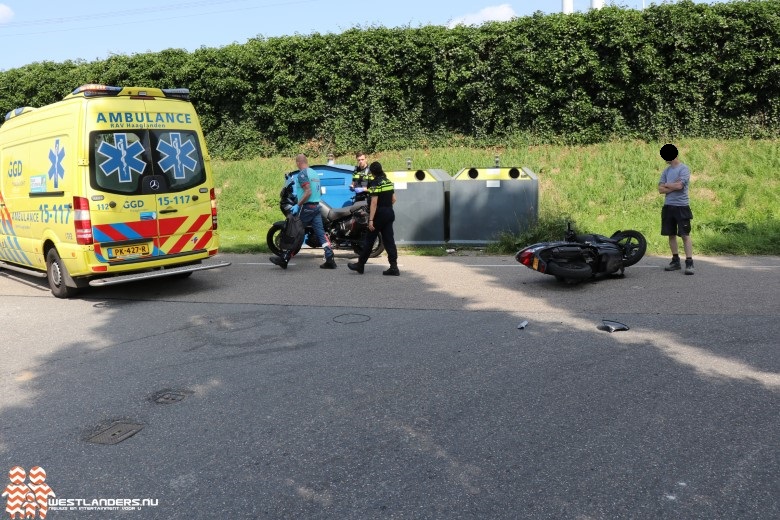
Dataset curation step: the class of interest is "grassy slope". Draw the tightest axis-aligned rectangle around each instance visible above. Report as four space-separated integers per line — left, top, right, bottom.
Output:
213 138 780 255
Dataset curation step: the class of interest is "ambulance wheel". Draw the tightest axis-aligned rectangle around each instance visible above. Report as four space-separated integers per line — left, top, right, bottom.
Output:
46 248 78 298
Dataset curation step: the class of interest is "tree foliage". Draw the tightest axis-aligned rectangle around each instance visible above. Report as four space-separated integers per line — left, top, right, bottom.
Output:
1 0 778 158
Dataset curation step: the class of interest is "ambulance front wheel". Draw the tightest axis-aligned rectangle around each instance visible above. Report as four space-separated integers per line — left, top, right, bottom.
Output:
46 248 78 298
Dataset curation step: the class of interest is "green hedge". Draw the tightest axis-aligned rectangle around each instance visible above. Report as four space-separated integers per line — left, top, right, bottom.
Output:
1 0 778 158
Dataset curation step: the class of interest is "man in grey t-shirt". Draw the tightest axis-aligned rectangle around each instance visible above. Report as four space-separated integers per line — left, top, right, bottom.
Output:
658 144 694 275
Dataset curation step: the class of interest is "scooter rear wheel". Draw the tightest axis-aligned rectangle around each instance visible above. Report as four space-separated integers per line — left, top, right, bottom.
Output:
547 261 592 281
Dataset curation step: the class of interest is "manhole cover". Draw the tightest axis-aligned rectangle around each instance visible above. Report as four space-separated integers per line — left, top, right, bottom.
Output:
151 389 193 404
87 422 144 445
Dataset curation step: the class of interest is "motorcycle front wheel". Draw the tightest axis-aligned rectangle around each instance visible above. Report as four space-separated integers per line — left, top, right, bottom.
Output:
266 224 303 257
352 233 385 258
611 230 647 267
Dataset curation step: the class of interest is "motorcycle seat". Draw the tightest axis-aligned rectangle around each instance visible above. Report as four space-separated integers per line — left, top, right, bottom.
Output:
575 233 613 244
326 201 366 221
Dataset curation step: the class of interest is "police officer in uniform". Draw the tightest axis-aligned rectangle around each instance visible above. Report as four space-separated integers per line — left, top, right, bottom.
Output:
351 152 370 190
270 154 337 270
348 161 399 276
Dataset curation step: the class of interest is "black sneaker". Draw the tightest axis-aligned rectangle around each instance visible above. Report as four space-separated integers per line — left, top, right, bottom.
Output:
684 261 695 275
269 256 288 270
347 262 364 274
320 258 337 269
382 266 400 276
664 259 681 271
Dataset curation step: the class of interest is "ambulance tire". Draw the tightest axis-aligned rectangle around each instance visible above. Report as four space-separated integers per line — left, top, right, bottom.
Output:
46 248 78 298
166 268 194 280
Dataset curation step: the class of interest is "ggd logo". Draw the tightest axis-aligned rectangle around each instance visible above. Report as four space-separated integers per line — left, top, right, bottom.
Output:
7 160 22 178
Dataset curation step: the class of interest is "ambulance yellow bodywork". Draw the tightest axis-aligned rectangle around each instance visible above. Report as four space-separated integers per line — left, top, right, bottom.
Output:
0 84 229 297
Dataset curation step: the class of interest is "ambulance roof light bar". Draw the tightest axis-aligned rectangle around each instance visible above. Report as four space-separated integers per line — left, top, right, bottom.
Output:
161 88 190 100
71 84 123 97
4 106 36 122
69 84 190 100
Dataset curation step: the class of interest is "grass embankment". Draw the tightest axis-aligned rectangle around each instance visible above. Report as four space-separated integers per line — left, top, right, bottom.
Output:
213 139 780 256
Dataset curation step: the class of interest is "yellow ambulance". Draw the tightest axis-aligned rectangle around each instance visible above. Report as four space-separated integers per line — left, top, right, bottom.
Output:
0 84 230 297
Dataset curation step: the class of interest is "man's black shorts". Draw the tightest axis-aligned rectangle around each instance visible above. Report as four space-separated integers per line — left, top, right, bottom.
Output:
661 205 693 236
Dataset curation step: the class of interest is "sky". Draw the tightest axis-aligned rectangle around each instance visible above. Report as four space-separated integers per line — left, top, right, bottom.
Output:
0 0 728 71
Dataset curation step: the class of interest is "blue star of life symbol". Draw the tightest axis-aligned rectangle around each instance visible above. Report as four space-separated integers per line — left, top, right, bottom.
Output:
98 134 147 183
157 133 198 180
48 139 65 189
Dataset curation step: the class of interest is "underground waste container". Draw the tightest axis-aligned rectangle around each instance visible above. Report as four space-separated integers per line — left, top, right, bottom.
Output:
448 166 538 244
308 164 356 208
384 169 451 245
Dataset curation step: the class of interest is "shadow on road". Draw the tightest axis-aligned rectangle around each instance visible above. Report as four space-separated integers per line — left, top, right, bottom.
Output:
1 254 778 519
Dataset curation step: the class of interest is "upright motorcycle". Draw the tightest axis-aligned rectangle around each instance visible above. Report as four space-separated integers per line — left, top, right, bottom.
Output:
515 222 646 282
266 177 384 258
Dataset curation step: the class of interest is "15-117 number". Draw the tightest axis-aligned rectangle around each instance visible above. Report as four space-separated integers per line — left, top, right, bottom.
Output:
39 204 71 224
158 195 190 206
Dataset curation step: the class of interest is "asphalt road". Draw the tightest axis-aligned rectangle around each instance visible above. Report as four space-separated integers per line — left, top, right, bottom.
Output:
1 252 778 519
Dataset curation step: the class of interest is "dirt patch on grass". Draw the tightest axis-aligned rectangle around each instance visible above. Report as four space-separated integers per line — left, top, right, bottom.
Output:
693 187 719 203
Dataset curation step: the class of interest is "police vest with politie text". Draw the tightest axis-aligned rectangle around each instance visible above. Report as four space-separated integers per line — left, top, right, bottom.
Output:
368 177 395 206
352 166 370 189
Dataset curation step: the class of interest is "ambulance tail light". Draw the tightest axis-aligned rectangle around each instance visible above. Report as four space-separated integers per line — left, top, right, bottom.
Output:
210 188 218 230
73 196 94 245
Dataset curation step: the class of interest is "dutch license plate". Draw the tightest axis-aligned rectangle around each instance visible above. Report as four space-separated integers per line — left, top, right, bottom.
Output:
108 244 151 259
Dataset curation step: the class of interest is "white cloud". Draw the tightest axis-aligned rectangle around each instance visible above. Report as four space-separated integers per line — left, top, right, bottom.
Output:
448 4 517 28
0 4 14 25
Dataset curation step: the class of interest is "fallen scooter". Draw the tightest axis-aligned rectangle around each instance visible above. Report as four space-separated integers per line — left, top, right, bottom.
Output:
515 222 647 283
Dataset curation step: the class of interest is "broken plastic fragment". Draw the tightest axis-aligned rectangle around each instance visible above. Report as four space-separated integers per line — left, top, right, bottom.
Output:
598 320 629 332
517 320 529 330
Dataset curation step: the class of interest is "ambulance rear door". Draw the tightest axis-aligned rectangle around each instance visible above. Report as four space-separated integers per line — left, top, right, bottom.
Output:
88 130 160 264
88 128 212 265
146 128 213 259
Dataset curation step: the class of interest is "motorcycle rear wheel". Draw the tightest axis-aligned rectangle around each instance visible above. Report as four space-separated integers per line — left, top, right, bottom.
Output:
353 233 385 258
610 230 647 267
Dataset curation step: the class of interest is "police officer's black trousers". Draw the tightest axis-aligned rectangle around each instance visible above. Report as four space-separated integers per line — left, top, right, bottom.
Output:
358 207 397 266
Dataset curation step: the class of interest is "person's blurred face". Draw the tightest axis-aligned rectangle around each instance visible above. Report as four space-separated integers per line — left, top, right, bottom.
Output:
356 155 367 169
660 144 678 163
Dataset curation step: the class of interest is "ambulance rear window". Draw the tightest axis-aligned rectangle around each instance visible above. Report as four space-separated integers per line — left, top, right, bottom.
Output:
90 130 206 195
